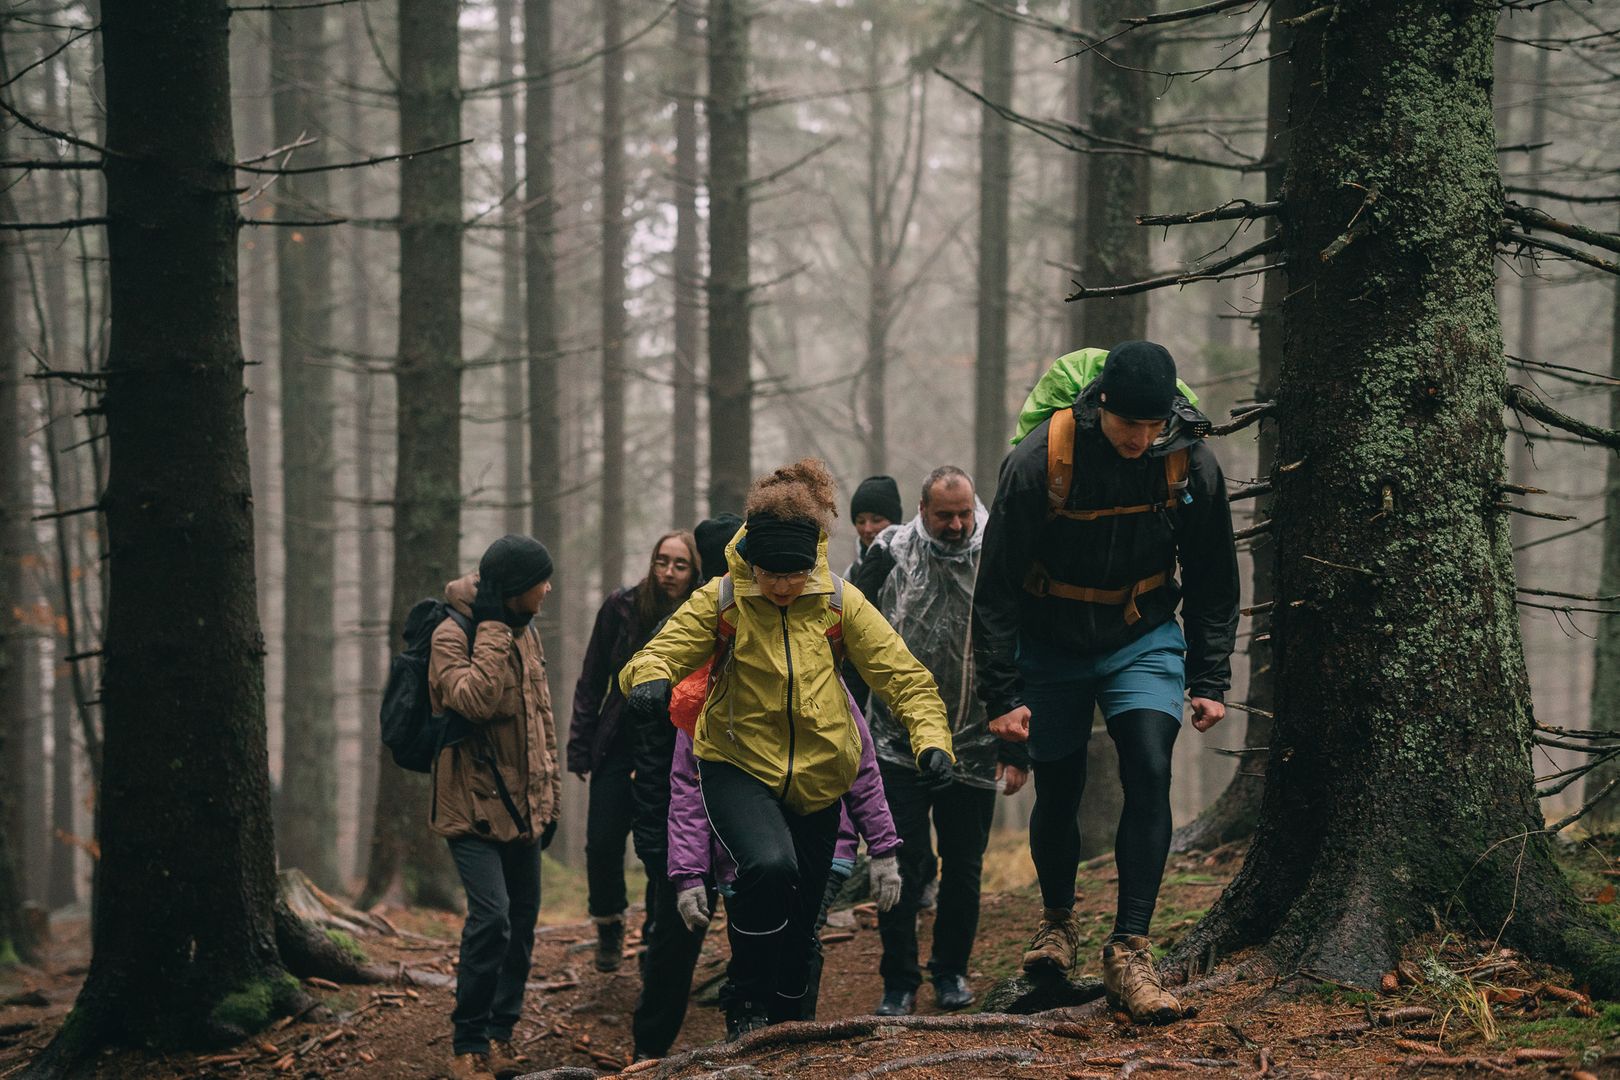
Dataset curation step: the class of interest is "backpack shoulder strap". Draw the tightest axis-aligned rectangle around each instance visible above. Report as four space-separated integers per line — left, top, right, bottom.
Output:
715 574 737 638
1165 447 1190 499
444 609 476 658
825 575 846 661
1046 406 1077 515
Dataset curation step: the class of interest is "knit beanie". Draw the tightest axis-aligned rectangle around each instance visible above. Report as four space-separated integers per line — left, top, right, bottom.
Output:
694 513 743 582
479 534 554 598
737 514 820 574
849 475 903 524
1096 341 1179 421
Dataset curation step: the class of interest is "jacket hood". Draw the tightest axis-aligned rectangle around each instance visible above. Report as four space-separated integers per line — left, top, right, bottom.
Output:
445 572 478 617
878 496 989 561
724 524 837 595
1075 383 1210 455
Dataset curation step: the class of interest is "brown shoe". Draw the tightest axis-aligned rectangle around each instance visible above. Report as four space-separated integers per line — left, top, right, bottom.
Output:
1021 907 1082 976
487 1039 528 1079
1101 935 1182 1023
448 1052 496 1080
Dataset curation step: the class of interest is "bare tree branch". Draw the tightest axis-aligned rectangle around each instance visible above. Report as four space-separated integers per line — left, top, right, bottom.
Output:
1507 383 1620 449
0 217 109 232
1138 199 1280 227
234 138 471 176
1501 228 1620 276
1505 201 1620 256
1065 233 1279 300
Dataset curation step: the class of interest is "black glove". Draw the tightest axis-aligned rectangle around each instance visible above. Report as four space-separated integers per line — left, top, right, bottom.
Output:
918 747 954 792
625 679 672 726
471 574 506 626
540 819 558 850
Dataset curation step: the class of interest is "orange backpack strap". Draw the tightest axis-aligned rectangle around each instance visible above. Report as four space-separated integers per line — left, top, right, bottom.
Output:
1165 447 1190 500
1046 406 1077 516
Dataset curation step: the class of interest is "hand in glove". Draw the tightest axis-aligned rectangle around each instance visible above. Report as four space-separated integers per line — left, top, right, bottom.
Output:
917 747 955 793
675 885 711 932
540 819 558 851
625 679 672 725
471 573 507 626
868 854 902 912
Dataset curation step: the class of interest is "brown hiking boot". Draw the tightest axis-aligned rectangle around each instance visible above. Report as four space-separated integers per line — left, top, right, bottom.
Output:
1101 935 1182 1023
1021 907 1082 976
487 1040 529 1079
448 1052 496 1080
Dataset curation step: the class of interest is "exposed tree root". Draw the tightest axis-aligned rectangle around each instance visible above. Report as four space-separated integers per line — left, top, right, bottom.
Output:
273 901 388 985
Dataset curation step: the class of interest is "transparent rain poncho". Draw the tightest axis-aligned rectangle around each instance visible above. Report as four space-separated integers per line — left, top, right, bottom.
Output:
866 498 998 788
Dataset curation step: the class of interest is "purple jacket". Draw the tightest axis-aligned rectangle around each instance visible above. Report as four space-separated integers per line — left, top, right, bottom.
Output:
667 698 900 893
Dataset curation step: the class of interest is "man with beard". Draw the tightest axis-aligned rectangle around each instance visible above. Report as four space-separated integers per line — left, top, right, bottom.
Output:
854 466 1029 1014
568 531 700 971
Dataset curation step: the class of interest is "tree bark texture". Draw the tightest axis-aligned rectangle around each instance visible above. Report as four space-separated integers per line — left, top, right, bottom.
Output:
363 0 464 911
1584 224 1620 835
706 0 752 515
270 2 340 892
498 0 527 538
42 0 304 1057
1174 0 1620 996
1074 0 1151 348
600 0 627 588
1172 0 1295 853
671 0 702 528
972 2 1013 492
862 18 891 478
1066 2 1091 349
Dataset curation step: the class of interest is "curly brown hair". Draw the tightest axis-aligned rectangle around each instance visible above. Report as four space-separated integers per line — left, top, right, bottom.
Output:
743 457 839 530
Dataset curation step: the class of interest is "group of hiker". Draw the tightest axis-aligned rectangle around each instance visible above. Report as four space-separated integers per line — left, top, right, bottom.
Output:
413 341 1241 1080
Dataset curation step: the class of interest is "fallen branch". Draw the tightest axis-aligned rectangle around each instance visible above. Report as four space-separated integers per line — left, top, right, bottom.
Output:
850 1046 1038 1079
1122 1059 1241 1077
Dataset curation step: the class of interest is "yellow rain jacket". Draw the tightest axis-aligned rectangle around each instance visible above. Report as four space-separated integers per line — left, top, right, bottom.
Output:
619 528 953 815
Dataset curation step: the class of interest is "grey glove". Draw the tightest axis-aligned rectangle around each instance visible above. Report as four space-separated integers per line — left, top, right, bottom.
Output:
868 854 902 913
675 885 711 932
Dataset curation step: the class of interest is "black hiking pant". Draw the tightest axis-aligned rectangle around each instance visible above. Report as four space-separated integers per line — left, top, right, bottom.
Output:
876 762 997 992
446 835 542 1055
631 853 714 1057
586 737 637 919
697 758 841 1021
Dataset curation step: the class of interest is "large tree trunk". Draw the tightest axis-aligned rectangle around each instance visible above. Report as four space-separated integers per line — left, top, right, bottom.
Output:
498 0 527 538
971 2 1013 492
361 0 464 912
1171 0 1295 853
31 1 305 1061
1583 227 1620 835
706 0 752 514
671 0 702 528
270 2 340 891
600 0 627 587
1174 1 1620 996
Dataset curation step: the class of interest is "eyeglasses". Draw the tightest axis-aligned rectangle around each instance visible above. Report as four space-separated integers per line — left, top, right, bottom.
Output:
754 568 811 587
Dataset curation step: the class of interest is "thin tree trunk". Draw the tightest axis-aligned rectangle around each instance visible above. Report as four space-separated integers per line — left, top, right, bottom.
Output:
36 0 304 1057
1172 0 1294 853
498 0 527 537
1066 0 1090 349
362 0 465 912
1584 221 1620 835
706 0 753 514
671 0 702 528
1174 0 1620 996
271 2 340 891
972 2 1013 492
600 0 627 587
863 18 890 477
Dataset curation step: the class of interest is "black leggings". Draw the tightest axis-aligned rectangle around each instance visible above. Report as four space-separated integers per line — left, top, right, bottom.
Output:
1029 709 1180 938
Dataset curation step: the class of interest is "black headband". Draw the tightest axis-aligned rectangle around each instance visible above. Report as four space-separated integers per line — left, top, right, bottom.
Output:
739 514 820 574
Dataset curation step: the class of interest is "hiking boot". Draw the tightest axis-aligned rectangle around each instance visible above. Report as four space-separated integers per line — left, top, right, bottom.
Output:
874 988 916 1016
1101 935 1182 1024
1021 907 1082 977
594 915 625 972
724 999 770 1041
448 1052 496 1080
487 1039 528 1079
932 973 974 1010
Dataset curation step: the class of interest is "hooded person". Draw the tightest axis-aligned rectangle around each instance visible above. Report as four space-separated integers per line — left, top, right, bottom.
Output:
432 535 561 1080
619 458 955 1039
852 465 1028 1015
568 531 700 972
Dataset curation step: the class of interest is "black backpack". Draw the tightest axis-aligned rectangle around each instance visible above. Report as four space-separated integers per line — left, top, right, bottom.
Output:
380 598 475 772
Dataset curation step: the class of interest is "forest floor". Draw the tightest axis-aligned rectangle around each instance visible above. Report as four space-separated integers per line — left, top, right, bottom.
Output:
2 836 1619 1079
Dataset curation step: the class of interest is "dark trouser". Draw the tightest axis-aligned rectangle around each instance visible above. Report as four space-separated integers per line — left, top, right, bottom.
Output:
697 758 842 1020
876 762 997 992
586 740 636 919
1029 709 1180 937
447 835 543 1055
802 864 851 1020
631 854 714 1057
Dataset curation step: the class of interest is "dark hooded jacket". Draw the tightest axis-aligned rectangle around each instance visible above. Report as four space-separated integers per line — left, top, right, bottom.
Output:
568 586 657 774
972 387 1240 720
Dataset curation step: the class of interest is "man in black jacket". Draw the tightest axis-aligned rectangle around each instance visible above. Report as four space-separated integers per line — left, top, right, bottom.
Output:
972 341 1239 1024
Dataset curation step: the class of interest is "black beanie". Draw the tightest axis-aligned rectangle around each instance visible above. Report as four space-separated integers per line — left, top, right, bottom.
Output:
1097 341 1178 421
479 534 554 598
849 475 903 524
738 514 820 574
694 513 743 582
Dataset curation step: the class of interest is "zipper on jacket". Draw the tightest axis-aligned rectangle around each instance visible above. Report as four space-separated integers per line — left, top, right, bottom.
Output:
780 606 797 799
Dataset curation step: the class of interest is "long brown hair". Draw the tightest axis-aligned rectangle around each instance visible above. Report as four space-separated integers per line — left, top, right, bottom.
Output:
633 530 699 633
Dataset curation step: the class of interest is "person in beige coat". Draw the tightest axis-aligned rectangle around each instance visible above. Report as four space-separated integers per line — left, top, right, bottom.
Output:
430 534 561 1080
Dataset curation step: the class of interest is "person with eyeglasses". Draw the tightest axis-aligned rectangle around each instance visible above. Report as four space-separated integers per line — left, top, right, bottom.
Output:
618 458 955 1040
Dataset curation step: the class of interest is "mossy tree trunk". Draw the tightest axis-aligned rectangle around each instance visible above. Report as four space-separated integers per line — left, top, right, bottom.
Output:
1175 0 1620 996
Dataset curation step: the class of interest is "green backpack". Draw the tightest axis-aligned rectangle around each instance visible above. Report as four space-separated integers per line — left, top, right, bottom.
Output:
1010 347 1199 447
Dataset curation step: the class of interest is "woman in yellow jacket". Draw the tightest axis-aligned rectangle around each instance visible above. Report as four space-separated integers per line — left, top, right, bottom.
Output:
620 459 954 1038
